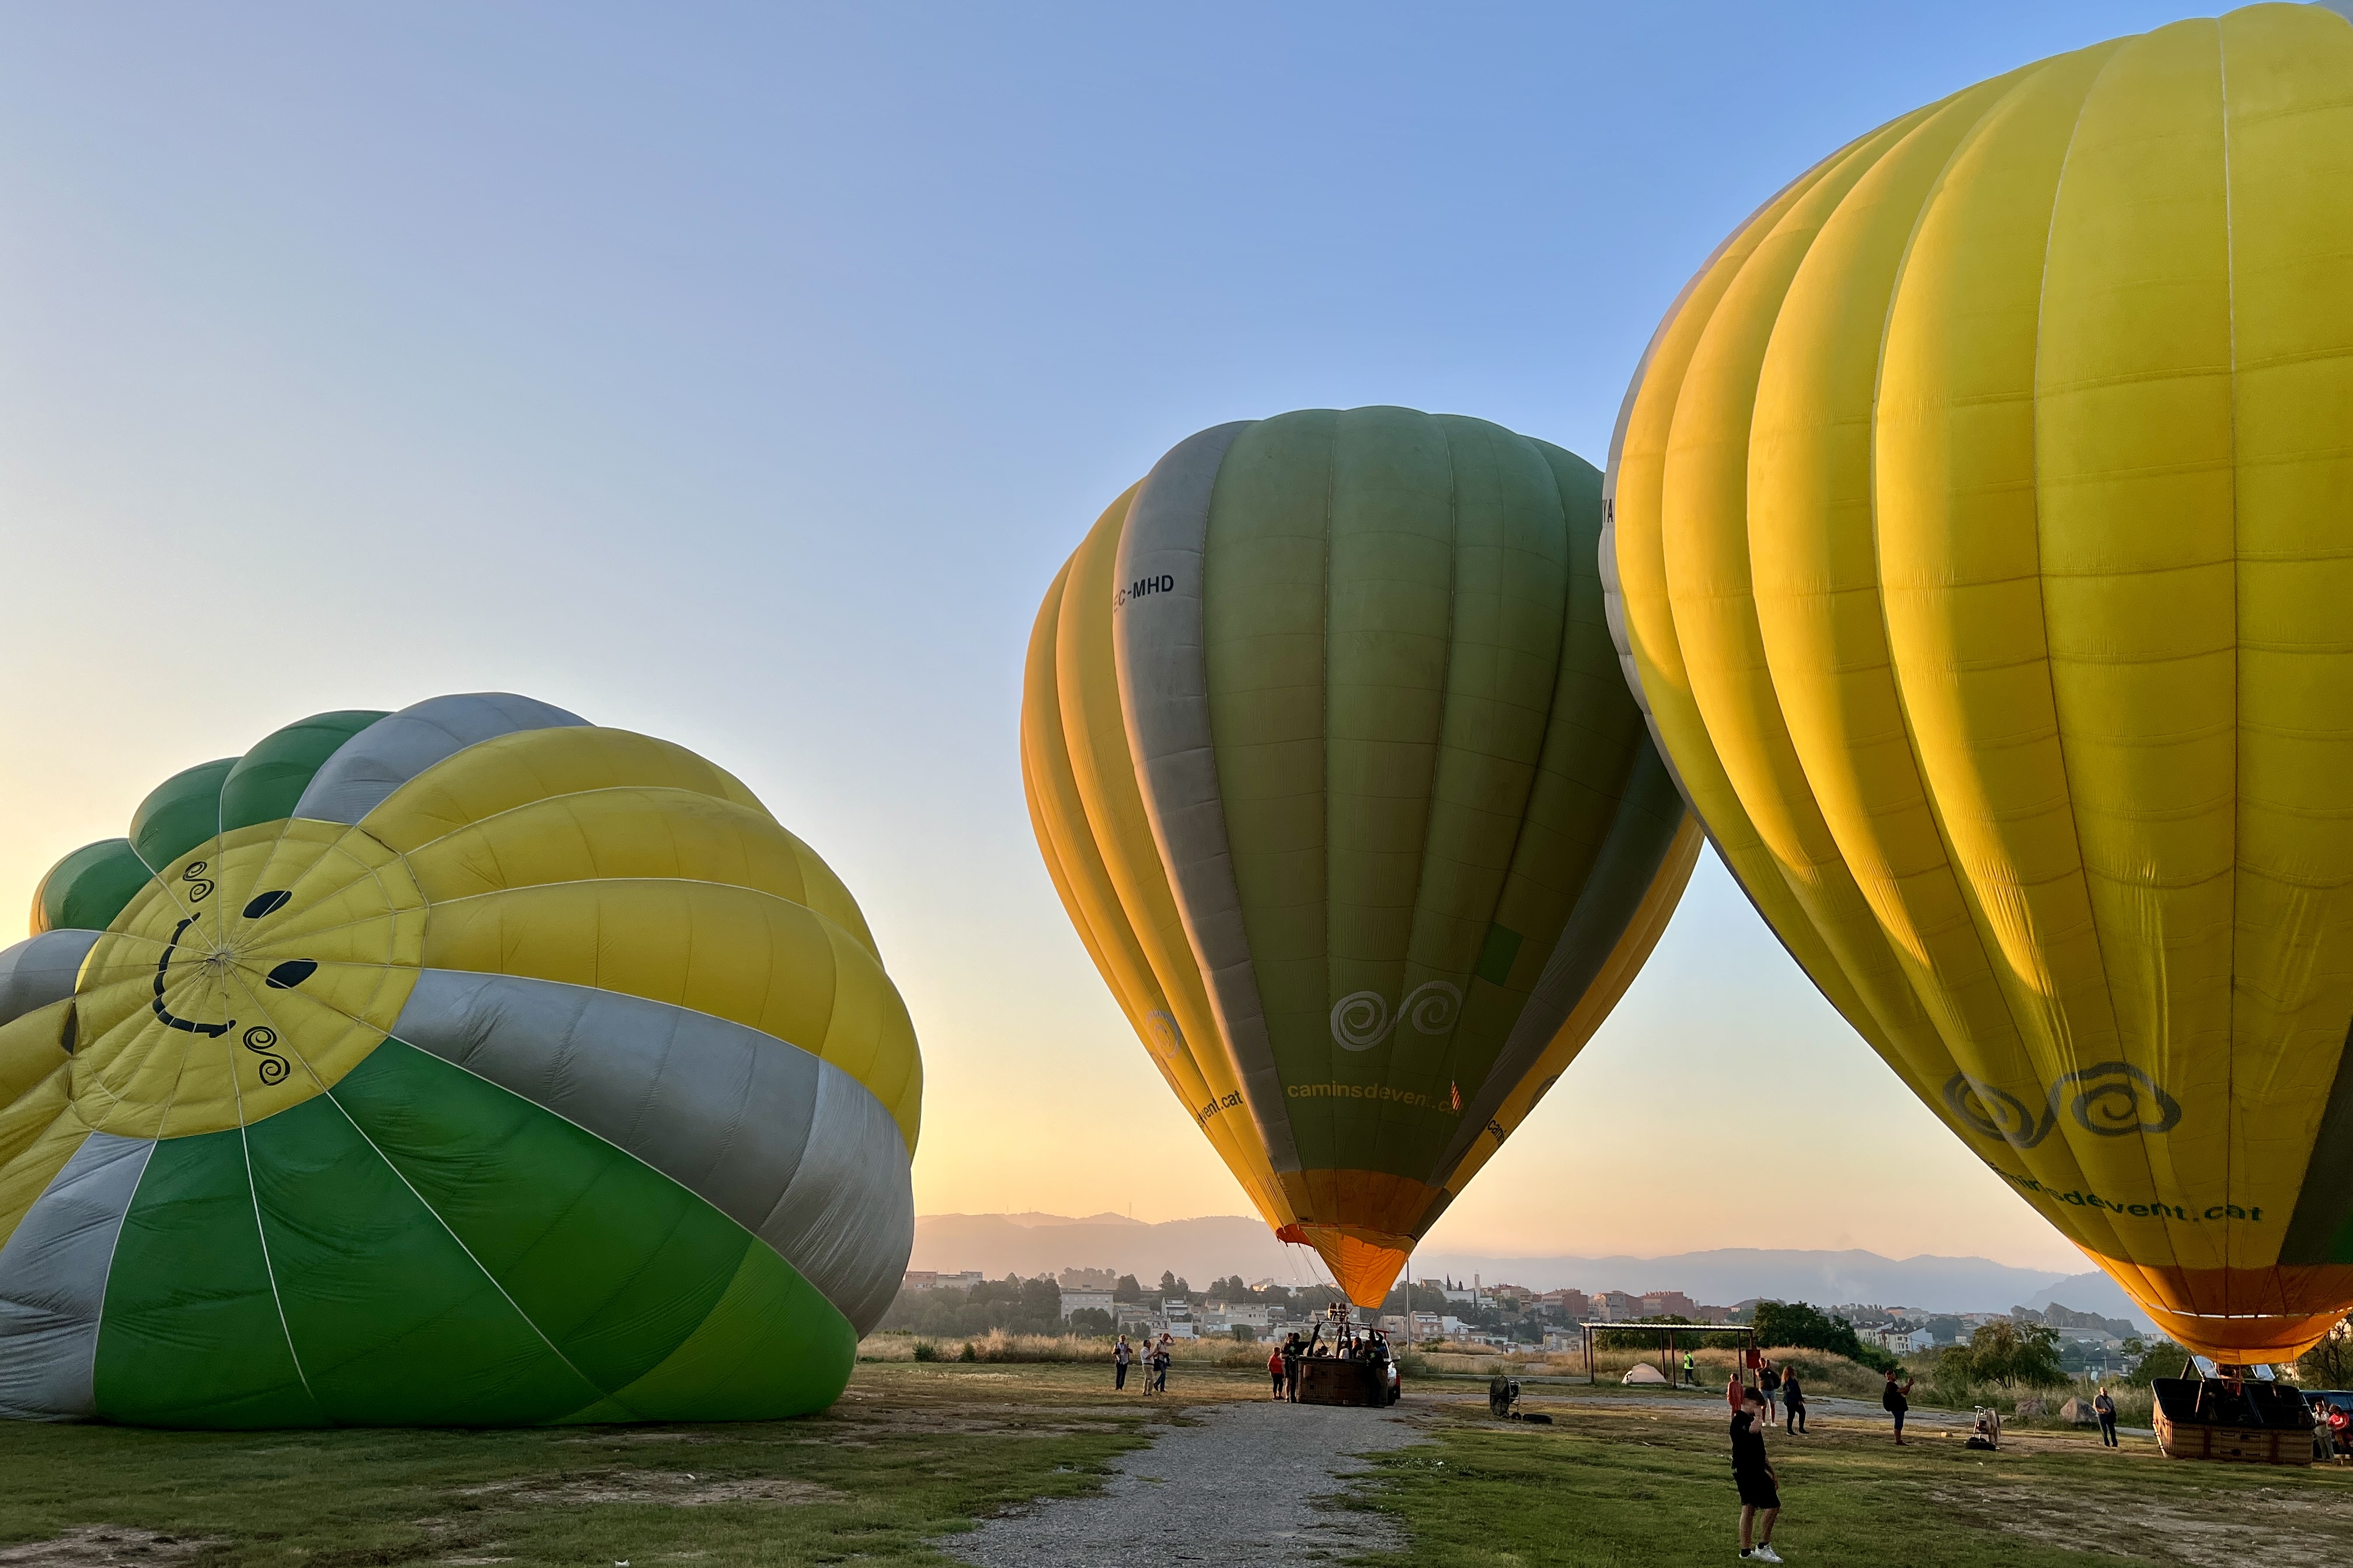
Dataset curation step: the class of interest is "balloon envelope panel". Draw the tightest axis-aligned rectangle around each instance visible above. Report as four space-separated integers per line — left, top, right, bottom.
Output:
0 693 918 1425
1603 4 2353 1360
1024 407 1699 1306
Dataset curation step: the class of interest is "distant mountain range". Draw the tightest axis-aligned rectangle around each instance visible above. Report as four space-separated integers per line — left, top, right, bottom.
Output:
909 1212 2152 1323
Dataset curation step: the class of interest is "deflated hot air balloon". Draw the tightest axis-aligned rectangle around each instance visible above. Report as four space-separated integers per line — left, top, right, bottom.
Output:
0 693 918 1426
1605 3 2353 1361
1024 407 1700 1307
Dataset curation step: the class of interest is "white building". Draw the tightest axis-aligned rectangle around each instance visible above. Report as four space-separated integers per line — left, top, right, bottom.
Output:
1061 1288 1116 1322
1208 1302 1273 1330
1876 1328 1934 1355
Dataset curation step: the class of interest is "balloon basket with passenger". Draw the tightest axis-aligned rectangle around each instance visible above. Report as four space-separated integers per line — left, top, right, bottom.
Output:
2151 1364 2324 1467
1292 1302 1403 1409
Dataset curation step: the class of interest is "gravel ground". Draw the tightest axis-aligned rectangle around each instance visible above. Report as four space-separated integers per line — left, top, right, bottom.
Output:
945 1396 1430 1567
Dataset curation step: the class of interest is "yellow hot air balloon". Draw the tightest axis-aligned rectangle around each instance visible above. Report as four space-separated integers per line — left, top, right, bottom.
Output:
1605 2 2353 1361
1024 407 1700 1307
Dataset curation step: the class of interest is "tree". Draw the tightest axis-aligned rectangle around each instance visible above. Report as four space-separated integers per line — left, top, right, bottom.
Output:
1067 1307 1115 1336
2298 1315 2352 1389
1954 1319 2064 1387
1750 1300 1895 1372
2119 1336 2193 1385
1114 1274 1142 1303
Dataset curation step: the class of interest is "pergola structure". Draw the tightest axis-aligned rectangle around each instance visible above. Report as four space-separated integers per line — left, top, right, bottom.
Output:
1579 1321 1757 1387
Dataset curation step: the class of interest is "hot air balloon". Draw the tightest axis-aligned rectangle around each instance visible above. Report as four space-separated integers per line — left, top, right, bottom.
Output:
1604 3 2353 1362
1024 407 1700 1308
0 693 918 1426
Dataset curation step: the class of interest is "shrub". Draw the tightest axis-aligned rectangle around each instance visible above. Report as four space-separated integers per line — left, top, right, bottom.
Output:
912 1339 939 1362
960 1342 977 1362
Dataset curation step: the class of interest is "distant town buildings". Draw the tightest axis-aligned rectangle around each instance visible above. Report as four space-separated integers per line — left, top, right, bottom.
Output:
901 1269 985 1291
897 1264 2117 1353
1059 1287 1116 1321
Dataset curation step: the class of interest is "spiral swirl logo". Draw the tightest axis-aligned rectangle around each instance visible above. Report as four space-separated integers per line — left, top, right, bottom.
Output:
242 1025 290 1087
1401 981 1460 1035
1329 982 1463 1051
1940 1073 2056 1148
2052 1061 2181 1137
1330 991 1390 1051
1142 1010 1185 1064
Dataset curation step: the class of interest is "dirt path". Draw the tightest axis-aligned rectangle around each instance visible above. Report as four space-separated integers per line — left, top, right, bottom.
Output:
944 1396 1429 1566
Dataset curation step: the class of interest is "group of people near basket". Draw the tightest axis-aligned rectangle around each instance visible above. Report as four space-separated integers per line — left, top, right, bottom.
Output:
1264 1325 1385 1401
1109 1333 1173 1394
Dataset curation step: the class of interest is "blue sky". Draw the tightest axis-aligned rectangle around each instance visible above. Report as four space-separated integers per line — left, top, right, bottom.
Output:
0 1 2202 1266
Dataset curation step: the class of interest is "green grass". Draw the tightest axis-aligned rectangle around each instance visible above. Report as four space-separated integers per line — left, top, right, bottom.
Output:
1345 1394 2353 1567
0 1362 1222 1567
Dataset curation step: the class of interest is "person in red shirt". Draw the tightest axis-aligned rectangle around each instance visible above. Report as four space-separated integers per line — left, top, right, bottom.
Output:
1268 1344 1285 1401
1727 1372 1745 1412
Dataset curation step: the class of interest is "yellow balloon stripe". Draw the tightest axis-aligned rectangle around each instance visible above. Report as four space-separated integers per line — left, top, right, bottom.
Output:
1021 494 1294 1230
1021 561 1232 1155
1747 68 2049 1133
1614 122 1911 1073
361 727 764 846
420 879 919 1147
402 787 875 959
0 1064 83 1254
1880 43 2170 1273
2216 2 2353 1255
1055 492 1292 1228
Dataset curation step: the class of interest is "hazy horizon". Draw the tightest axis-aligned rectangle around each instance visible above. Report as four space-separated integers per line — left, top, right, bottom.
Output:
0 1 2204 1278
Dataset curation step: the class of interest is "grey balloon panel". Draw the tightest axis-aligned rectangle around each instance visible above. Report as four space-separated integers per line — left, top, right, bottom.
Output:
1114 419 1301 1175
0 931 101 1031
291 693 589 824
0 1132 152 1421
755 1066 915 1336
390 970 911 1335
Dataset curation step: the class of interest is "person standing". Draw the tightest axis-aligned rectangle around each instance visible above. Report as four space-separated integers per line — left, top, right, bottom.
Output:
2094 1386 2118 1447
1883 1369 1914 1444
1760 1361 1781 1425
1731 1386 1783 1563
1727 1371 1745 1413
1113 1335 1132 1392
1284 1334 1305 1402
1684 1349 1697 1388
1267 1342 1286 1401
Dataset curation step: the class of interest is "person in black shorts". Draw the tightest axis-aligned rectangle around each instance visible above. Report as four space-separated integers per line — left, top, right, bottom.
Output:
1731 1386 1782 1562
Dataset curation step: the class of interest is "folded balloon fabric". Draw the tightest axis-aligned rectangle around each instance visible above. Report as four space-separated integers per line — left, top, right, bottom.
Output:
0 693 919 1427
